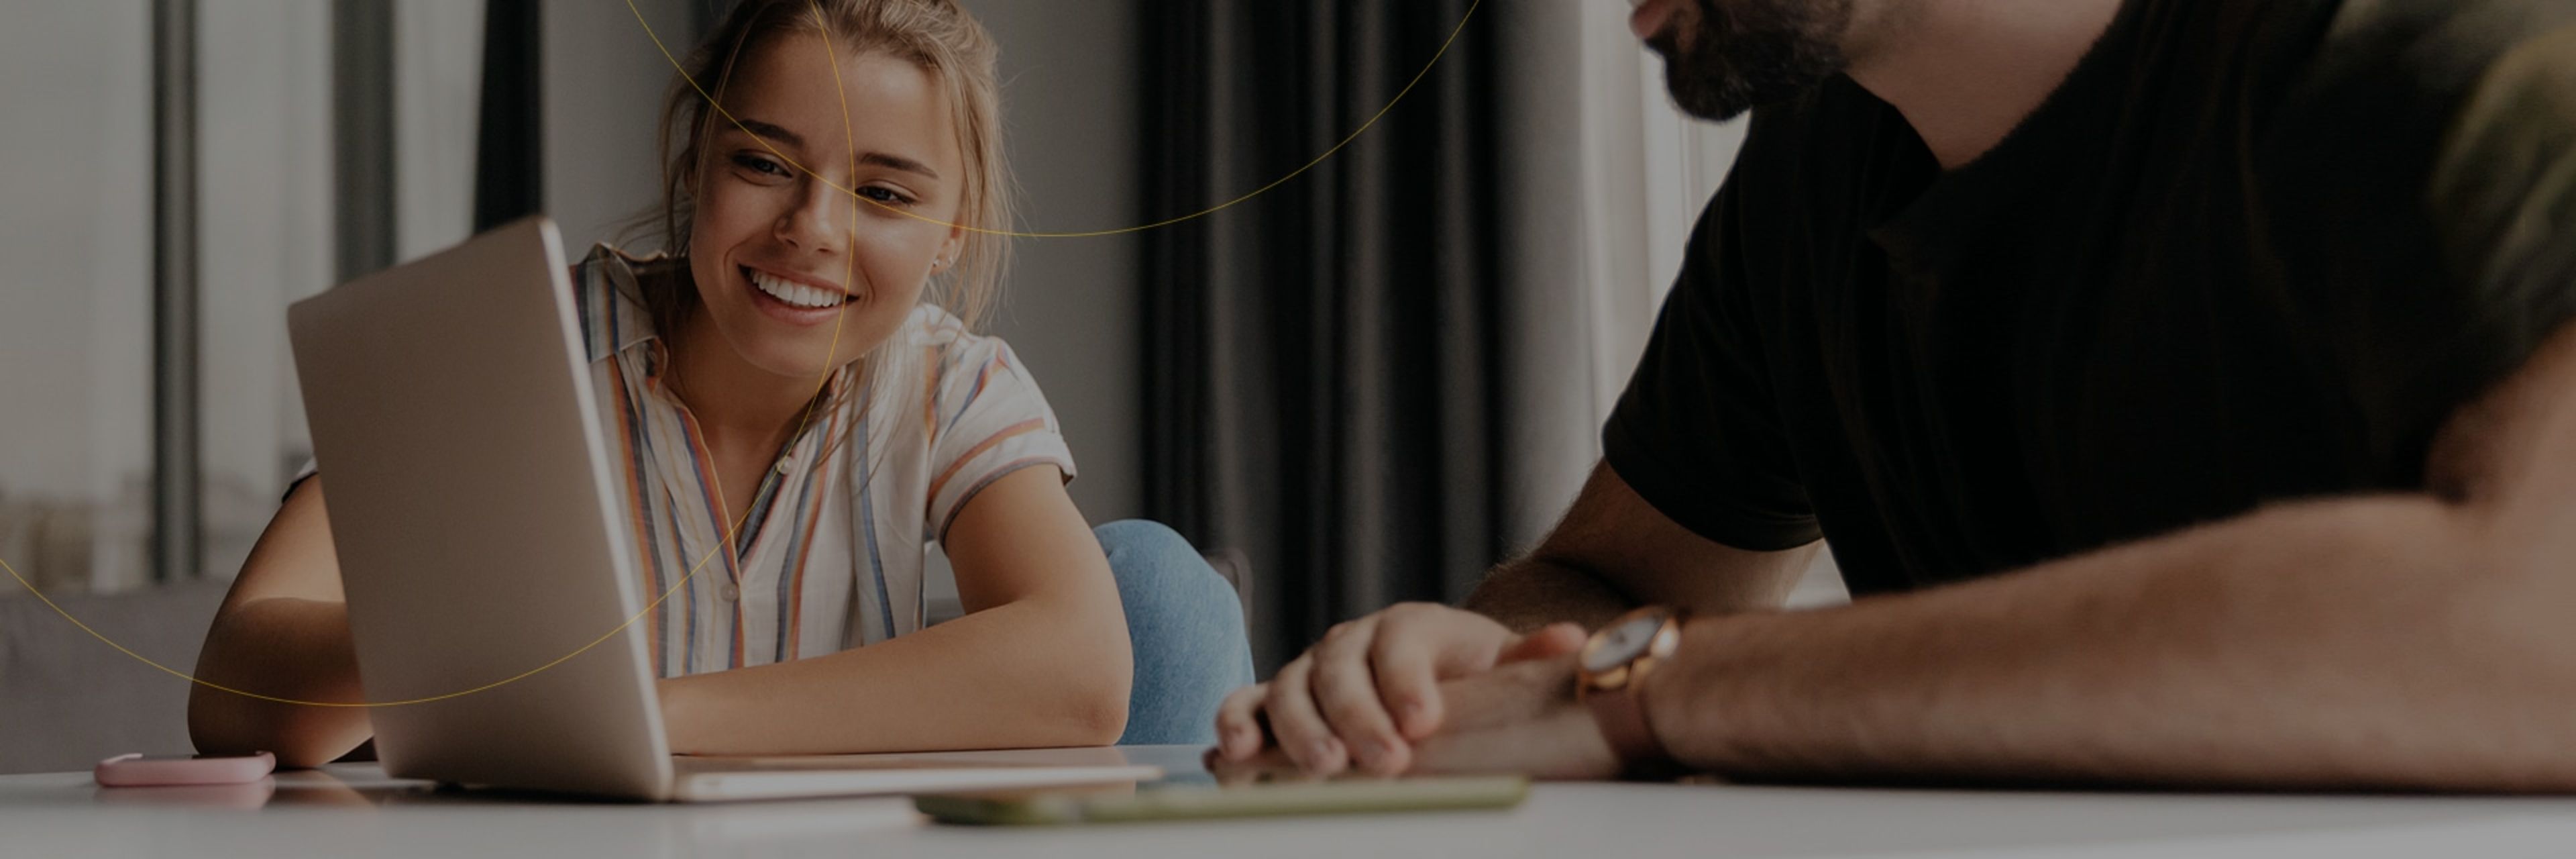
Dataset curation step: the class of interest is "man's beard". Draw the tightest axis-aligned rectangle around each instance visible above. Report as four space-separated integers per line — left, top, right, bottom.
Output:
1646 0 1854 121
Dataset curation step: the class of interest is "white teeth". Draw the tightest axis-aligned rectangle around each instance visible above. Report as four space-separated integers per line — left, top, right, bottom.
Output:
749 269 844 309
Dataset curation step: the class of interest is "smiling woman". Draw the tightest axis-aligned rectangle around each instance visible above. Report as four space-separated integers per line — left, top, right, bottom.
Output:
186 0 1253 767
657 38 970 443
644 0 1012 365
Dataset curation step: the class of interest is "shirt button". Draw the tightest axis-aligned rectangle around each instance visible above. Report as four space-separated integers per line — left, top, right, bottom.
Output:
719 583 741 602
773 456 792 474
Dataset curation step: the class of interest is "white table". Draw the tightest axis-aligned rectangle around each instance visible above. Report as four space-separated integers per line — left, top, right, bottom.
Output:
3 745 2571 858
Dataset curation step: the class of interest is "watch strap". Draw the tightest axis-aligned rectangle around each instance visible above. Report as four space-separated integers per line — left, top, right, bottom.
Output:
1580 607 1690 780
1586 681 1672 773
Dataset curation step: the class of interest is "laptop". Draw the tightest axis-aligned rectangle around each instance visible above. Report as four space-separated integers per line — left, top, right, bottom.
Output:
285 217 1159 802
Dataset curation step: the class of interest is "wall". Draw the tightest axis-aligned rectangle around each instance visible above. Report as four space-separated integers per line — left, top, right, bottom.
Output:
962 0 1145 523
543 0 698 254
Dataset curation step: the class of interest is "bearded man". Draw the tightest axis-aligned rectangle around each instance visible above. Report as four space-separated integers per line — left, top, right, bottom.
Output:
1214 0 2576 789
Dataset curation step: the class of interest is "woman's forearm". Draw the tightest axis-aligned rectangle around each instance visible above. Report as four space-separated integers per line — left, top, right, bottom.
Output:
656 595 1132 755
187 597 374 768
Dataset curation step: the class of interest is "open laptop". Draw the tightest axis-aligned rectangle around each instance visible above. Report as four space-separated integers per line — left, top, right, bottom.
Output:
285 217 1159 802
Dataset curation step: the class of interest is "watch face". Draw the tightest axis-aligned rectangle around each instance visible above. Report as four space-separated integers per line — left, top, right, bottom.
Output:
1585 612 1665 673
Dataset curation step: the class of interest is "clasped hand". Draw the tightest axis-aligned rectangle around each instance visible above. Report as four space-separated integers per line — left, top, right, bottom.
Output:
1208 603 1621 780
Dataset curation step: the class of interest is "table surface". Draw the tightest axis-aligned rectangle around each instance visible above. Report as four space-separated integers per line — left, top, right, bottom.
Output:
4 745 2572 858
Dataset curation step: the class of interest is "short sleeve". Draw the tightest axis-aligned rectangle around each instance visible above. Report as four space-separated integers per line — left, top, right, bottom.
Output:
283 458 319 504
922 334 1077 542
1601 174 1822 552
2427 27 2576 385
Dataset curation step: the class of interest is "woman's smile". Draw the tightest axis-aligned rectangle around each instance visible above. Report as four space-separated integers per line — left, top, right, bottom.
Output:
741 264 857 327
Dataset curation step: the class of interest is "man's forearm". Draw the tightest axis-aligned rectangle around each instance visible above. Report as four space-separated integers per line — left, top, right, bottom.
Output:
1653 494 2576 790
1462 558 1638 634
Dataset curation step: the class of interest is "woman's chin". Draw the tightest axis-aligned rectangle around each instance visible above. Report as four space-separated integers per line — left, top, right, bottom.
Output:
748 349 860 381
699 314 851 373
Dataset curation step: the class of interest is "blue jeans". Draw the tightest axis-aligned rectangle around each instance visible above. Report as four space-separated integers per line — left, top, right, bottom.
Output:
1096 520 1255 746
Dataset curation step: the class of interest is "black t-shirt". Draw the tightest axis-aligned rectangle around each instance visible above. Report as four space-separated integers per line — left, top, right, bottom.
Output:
1605 0 2576 595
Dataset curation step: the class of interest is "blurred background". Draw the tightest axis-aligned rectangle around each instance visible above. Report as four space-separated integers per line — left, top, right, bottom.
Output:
0 0 1841 772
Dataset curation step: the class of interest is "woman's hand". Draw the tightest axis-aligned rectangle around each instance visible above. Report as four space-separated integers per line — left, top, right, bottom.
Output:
1212 607 1587 775
1210 634 1624 782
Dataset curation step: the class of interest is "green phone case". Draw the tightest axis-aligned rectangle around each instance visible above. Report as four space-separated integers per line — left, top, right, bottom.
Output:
916 776 1531 825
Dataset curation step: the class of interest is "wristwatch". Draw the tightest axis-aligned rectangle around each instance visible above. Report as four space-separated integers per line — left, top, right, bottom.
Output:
1578 605 1688 778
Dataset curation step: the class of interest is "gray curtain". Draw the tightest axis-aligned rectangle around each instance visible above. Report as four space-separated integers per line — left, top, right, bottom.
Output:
1140 0 1516 669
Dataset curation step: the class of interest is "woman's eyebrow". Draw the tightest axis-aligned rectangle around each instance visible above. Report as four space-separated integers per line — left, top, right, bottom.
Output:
733 117 806 149
728 117 938 180
858 153 940 181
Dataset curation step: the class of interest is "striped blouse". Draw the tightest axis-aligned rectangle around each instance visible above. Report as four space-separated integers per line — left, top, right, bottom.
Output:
299 245 1077 677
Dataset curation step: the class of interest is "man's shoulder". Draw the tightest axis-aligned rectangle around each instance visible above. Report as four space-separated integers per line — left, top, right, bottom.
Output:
2318 0 2576 56
2257 0 2576 197
2292 0 2576 115
2433 7 2576 165
2431 2 2576 139
2428 15 2576 325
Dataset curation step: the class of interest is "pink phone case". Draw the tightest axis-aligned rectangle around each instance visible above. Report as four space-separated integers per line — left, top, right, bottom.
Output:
94 752 276 787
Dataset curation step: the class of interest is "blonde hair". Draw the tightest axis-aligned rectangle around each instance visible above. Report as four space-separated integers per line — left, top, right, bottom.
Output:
638 0 1013 341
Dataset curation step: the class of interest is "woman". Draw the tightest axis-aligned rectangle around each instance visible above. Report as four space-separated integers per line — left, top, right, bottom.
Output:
188 0 1250 768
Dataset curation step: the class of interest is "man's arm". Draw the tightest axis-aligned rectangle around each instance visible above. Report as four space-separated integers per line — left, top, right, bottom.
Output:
1647 321 2576 789
1213 460 1816 775
1464 461 1819 632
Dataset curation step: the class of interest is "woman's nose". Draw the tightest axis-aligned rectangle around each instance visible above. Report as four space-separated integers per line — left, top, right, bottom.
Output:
773 181 845 254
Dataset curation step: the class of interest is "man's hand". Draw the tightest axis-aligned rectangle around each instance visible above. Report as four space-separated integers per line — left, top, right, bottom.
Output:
1210 633 1625 782
1407 649 1624 780
1211 605 1588 774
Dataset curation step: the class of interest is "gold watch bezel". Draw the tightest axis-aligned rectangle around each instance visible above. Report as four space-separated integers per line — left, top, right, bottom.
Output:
1579 606 1684 699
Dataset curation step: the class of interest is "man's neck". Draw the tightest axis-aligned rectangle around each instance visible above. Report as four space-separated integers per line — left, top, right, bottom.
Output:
1845 0 2125 170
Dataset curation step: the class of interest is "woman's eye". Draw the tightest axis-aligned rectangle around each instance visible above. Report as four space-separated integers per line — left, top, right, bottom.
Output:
857 187 915 207
731 154 790 178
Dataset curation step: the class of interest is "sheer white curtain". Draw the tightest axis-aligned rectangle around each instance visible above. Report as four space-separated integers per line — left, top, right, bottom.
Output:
0 1 481 591
394 1 487 263
1499 2 1845 607
200 0 484 584
198 0 334 585
0 3 153 593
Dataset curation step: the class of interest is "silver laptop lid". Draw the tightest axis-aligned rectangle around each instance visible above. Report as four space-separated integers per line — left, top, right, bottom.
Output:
288 217 674 799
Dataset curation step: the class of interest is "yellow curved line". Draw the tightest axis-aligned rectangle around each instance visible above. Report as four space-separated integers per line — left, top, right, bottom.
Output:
625 0 1484 239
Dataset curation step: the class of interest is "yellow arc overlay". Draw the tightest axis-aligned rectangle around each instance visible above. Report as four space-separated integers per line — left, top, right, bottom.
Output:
2 0 1474 709
627 0 1485 238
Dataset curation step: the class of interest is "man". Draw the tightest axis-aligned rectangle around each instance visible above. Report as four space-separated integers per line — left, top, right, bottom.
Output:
1212 0 2576 788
